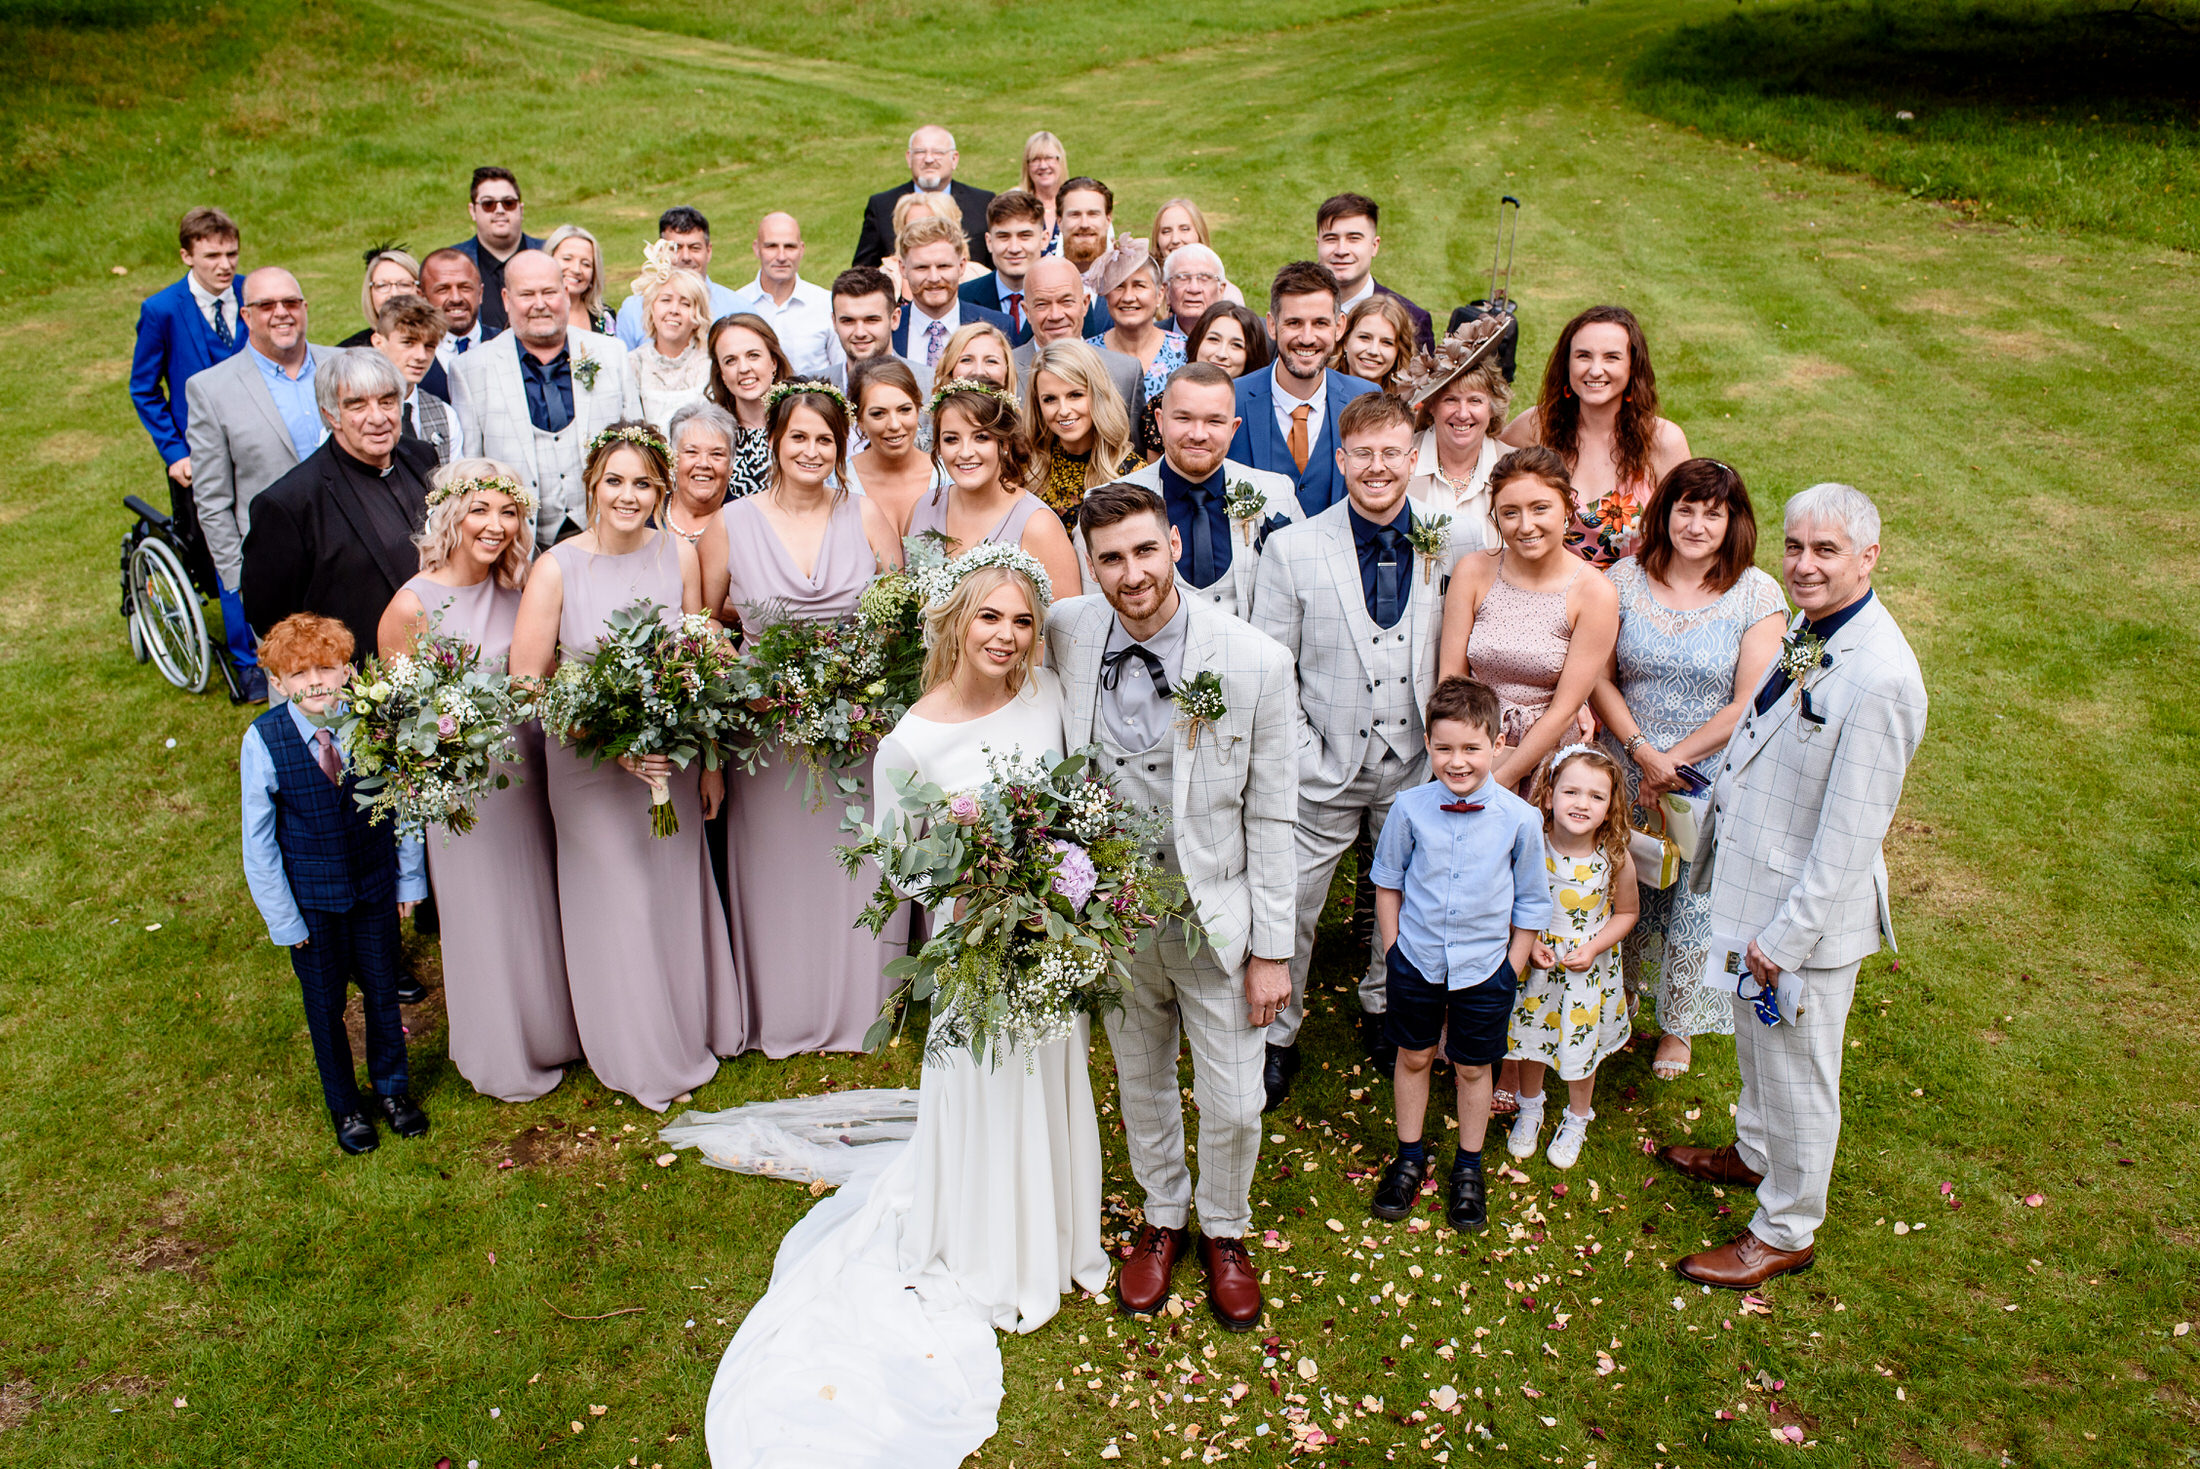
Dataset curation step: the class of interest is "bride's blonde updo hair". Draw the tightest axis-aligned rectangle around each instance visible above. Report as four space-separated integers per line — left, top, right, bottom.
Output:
921 564 1045 696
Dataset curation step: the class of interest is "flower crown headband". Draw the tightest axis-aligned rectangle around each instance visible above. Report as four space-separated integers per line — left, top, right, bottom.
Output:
764 378 855 421
425 473 538 514
587 423 670 458
913 543 1055 646
927 377 1019 418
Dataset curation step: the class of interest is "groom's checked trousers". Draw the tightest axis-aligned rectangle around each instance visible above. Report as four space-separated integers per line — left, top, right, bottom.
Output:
1105 922 1266 1239
1729 957 1861 1252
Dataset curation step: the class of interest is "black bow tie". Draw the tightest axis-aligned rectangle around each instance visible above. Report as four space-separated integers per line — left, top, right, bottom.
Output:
1101 643 1172 698
1439 800 1484 814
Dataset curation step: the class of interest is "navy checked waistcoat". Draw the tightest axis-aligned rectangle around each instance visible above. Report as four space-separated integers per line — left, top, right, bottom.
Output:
252 705 398 913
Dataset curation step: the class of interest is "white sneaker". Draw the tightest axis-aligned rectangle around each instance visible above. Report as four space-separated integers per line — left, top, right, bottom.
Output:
1507 1098 1546 1159
1546 1108 1594 1170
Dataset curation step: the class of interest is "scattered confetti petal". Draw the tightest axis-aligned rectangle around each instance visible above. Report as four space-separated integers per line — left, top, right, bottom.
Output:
2023 1193 2045 1207
172 1397 187 1409
1297 1356 1319 1381
655 1152 677 1167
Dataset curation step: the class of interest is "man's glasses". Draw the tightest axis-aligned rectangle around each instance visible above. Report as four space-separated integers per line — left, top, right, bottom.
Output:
475 196 523 212
1342 447 1413 467
245 296 306 312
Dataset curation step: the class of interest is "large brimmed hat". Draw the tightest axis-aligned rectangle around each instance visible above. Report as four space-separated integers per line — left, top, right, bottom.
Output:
1083 235 1158 300
1395 314 1515 410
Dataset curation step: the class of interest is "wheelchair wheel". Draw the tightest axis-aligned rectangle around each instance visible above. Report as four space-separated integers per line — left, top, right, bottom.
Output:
129 537 212 693
127 599 151 663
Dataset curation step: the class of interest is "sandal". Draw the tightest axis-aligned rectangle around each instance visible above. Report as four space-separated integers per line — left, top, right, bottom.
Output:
1651 1034 1692 1081
1490 1088 1519 1118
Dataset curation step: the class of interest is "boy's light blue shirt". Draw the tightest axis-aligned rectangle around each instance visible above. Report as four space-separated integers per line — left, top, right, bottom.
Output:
1370 775 1550 989
240 700 426 946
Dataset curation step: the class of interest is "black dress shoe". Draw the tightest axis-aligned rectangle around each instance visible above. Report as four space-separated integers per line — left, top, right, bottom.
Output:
1261 1043 1300 1114
377 1091 429 1138
393 972 429 1006
1448 1156 1488 1232
1360 1012 1397 1075
1369 1152 1427 1221
334 1112 379 1154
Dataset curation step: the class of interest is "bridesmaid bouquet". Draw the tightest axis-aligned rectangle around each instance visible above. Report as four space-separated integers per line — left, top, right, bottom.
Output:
840 748 1198 1068
324 627 530 836
533 599 743 837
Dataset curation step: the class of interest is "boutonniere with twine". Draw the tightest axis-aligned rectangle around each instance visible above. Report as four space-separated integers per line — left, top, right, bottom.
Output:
1223 479 1266 545
572 341 601 392
1172 670 1228 751
1776 626 1830 708
1405 513 1452 583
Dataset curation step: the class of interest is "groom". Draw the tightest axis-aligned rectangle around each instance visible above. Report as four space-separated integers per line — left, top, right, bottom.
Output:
1050 481 1300 1331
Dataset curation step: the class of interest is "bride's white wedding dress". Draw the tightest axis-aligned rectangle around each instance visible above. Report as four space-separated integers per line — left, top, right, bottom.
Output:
674 669 1108 1468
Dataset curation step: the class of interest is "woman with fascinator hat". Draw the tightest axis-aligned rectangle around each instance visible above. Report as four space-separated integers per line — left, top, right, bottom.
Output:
377 459 579 1102
1397 316 1516 554
1088 236 1187 407
686 541 1106 1468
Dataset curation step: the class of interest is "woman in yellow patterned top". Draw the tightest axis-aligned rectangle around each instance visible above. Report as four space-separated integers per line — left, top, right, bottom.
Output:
1022 339 1138 522
1506 744 1639 1169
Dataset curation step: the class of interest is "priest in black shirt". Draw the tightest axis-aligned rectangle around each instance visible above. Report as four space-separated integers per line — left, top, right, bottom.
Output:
244 348 432 663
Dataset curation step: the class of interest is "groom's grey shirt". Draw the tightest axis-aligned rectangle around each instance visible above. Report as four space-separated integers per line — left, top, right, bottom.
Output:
1099 598 1189 753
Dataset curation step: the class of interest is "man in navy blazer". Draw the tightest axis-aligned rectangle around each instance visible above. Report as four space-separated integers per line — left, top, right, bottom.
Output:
1229 261 1379 517
1318 193 1436 354
131 206 250 562
853 125 994 270
889 212 1013 395
961 189 1111 345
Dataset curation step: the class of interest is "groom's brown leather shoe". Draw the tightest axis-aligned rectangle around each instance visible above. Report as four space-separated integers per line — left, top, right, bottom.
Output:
1659 1142 1765 1187
1200 1234 1263 1332
1117 1224 1190 1315
1674 1230 1814 1289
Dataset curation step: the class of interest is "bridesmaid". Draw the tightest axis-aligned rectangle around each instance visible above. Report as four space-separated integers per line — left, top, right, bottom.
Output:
376 458 578 1103
842 358 942 540
908 381 1081 593
510 422 740 1108
718 383 905 1056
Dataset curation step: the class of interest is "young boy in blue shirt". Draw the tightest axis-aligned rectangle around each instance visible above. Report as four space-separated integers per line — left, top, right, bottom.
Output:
240 613 429 1155
1367 677 1550 1230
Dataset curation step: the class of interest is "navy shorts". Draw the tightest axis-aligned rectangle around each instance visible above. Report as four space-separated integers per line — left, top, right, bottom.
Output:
1384 944 1518 1068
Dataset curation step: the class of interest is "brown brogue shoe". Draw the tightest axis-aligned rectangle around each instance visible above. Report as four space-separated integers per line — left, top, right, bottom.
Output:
1201 1233 1263 1332
1658 1142 1765 1188
1674 1230 1814 1289
1116 1223 1190 1315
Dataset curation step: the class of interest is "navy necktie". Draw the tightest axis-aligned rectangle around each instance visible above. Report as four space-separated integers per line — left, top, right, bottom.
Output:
211 297 233 349
1373 526 1404 628
1184 482 1218 588
453 334 471 355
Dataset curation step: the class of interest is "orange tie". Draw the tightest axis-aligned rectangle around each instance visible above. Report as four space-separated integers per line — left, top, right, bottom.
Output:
1288 404 1311 473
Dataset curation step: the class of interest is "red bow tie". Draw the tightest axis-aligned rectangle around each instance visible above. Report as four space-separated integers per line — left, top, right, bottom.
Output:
1439 800 1484 813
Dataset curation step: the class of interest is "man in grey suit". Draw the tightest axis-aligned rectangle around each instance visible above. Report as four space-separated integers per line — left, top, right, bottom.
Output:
1662 483 1927 1288
1250 391 1462 1110
448 250 642 549
1012 258 1145 430
1049 482 1298 1332
184 266 334 699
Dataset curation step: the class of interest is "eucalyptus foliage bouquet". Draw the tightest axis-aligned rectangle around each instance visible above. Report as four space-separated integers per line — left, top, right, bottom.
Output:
533 600 742 837
322 625 528 836
841 748 1199 1068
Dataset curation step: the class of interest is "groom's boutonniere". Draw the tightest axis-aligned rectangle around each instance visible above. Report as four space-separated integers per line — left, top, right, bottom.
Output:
1172 671 1228 751
1223 479 1265 545
1777 626 1829 707
1405 513 1452 584
572 341 602 392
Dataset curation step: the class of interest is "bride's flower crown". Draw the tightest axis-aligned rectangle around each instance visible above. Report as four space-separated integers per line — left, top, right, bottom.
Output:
425 473 538 514
915 542 1055 628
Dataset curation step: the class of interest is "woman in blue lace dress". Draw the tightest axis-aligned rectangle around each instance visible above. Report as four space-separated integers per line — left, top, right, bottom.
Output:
1590 460 1787 1079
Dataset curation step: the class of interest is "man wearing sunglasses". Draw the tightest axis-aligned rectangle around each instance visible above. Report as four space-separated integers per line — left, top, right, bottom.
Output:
447 166 542 333
1661 482 1927 1289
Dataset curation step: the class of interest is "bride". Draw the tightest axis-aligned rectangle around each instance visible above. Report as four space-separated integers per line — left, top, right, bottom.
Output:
687 544 1108 1468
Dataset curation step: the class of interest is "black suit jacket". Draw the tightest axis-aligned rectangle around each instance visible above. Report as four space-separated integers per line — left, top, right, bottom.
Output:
959 271 1112 345
853 180 995 269
1372 280 1437 355
242 438 433 659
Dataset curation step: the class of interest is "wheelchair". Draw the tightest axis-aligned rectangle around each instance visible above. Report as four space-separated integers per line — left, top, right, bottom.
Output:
118 489 251 703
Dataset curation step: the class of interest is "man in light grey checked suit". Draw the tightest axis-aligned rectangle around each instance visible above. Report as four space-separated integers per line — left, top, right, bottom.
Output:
1049 481 1299 1332
1663 482 1927 1288
1249 390 1464 1111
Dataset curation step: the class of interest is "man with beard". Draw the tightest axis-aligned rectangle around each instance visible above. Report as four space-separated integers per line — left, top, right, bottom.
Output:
886 212 1011 397
1057 176 1115 271
420 247 487 390
957 189 1113 344
1228 261 1377 516
853 124 994 269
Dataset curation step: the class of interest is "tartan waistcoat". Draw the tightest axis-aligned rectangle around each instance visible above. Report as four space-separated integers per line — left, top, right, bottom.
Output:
252 705 398 913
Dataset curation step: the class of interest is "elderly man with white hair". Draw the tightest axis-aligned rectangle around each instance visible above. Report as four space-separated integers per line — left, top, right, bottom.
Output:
1163 243 1229 331
242 348 435 661
1659 482 1928 1289
853 124 995 270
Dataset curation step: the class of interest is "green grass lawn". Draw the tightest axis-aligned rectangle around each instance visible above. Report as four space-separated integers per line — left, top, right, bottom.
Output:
2 0 2196 1464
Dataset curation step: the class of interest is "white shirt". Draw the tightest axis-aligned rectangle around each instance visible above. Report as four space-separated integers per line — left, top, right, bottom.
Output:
434 319 485 366
1272 368 1329 455
728 274 837 380
187 273 231 335
1337 276 1376 314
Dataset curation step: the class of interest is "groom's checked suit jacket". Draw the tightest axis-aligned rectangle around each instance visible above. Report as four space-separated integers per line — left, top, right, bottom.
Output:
1693 594 1927 973
1048 593 1300 976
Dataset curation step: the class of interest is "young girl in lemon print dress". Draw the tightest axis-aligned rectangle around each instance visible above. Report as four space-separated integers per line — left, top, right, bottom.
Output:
1506 744 1639 1169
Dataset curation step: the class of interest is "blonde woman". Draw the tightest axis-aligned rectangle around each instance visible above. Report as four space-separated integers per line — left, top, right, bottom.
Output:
937 320 1014 389
1022 129 1069 253
633 266 712 433
544 224 613 335
338 247 420 347
376 459 577 1103
1025 338 1135 521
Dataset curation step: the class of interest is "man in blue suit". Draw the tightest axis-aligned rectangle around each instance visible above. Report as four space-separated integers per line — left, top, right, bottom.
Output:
1229 261 1379 517
888 212 1012 396
131 206 250 576
960 190 1109 345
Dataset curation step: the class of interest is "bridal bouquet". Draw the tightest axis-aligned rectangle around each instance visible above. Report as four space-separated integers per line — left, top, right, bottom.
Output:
841 748 1198 1067
533 599 742 837
323 625 529 836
